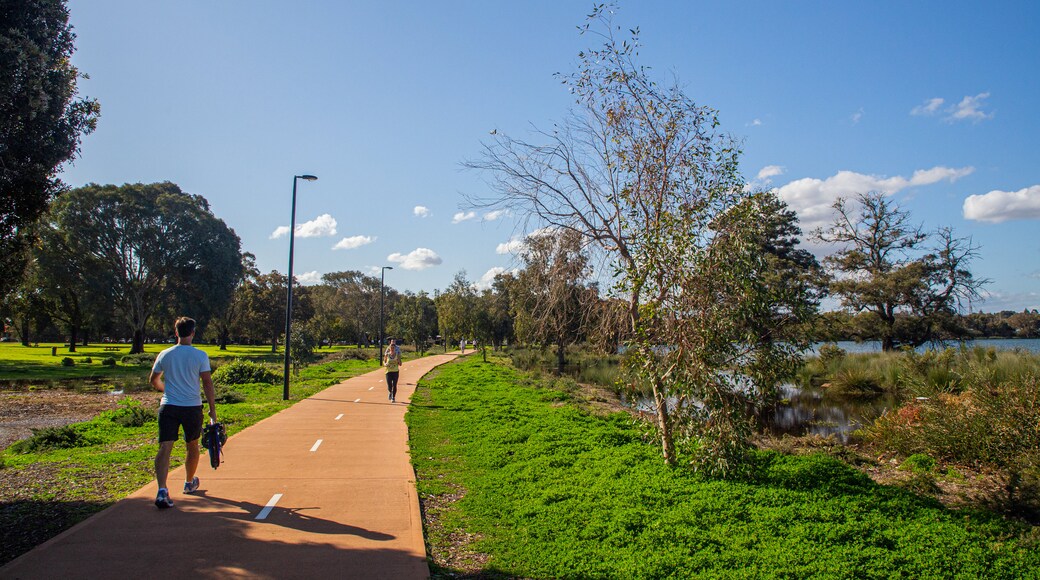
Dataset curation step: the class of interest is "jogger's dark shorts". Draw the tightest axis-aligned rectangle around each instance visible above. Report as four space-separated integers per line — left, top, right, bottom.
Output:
158 404 204 443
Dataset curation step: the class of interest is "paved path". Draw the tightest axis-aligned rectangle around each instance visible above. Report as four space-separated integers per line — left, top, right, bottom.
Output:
1 352 463 580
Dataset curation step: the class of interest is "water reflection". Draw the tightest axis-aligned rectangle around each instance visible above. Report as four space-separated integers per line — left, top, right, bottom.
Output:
759 384 898 443
629 383 899 443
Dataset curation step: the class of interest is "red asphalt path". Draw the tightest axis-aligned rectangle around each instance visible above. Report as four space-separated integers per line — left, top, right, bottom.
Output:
1 352 464 580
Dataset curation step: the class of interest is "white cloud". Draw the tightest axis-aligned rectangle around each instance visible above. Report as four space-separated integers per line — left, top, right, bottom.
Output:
911 97 944 116
947 92 993 123
387 248 443 271
850 108 864 124
757 165 785 180
414 206 430 218
777 166 975 232
452 211 477 224
748 118 762 127
963 185 1040 223
476 267 508 290
296 271 322 285
496 238 526 255
483 209 511 221
270 213 338 239
332 235 376 250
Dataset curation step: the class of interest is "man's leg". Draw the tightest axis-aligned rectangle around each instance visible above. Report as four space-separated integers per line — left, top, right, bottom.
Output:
154 441 175 490
185 439 200 483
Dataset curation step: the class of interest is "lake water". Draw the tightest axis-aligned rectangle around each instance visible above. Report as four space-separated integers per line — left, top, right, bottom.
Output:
634 338 1040 442
810 338 1040 355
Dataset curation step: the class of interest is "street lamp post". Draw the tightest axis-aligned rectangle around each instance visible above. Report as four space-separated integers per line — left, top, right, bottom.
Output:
379 266 393 362
283 174 318 401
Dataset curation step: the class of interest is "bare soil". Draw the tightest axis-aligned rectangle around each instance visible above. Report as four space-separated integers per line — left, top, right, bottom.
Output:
0 389 160 450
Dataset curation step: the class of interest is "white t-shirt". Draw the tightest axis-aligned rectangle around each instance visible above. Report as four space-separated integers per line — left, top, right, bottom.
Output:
152 344 211 406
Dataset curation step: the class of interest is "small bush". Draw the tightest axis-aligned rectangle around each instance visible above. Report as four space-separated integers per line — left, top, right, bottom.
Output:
818 343 847 364
212 359 279 385
214 387 246 404
101 357 116 367
900 453 936 474
60 357 75 367
827 367 882 397
82 357 92 364
121 353 154 366
9 425 100 453
109 398 157 427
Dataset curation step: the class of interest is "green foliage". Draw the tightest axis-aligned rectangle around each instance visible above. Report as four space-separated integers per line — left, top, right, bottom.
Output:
900 453 937 474
9 425 100 454
214 387 246 404
60 357 74 367
106 398 156 428
101 357 116 367
828 367 883 397
120 353 153 366
288 329 316 376
818 343 847 364
865 371 1040 515
212 359 278 385
409 356 1040 578
0 0 100 295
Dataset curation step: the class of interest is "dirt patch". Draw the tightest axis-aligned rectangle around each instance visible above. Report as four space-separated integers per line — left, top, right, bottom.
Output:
0 389 160 450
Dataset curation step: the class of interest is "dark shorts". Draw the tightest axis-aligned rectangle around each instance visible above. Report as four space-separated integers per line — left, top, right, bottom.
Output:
158 404 204 443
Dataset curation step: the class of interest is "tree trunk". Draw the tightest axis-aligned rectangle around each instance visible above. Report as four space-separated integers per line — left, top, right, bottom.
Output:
68 326 78 353
556 339 566 375
20 321 29 347
652 377 675 466
131 328 145 354
219 328 229 351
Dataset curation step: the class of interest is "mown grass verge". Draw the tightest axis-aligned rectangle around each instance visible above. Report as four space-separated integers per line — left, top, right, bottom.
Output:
0 351 391 566
407 355 1040 579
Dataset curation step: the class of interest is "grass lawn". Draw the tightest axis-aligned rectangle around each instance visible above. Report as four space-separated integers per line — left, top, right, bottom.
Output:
0 342 350 383
407 355 1040 579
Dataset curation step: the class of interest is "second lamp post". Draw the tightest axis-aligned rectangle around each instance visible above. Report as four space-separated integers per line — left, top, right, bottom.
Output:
283 174 317 401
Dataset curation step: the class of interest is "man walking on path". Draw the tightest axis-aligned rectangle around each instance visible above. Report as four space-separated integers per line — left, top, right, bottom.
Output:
149 316 217 509
384 337 402 402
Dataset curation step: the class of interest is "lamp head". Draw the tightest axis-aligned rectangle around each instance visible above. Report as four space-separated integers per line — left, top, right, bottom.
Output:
298 174 318 181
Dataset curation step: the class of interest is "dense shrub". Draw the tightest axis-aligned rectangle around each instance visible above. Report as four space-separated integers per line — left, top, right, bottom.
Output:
60 357 74 367
101 357 116 367
818 343 847 364
9 425 100 453
108 398 156 427
827 367 882 397
120 353 154 366
865 372 1040 515
212 359 279 385
214 386 246 404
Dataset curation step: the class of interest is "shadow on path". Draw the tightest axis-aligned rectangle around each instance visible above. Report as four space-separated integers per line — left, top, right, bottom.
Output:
194 491 395 540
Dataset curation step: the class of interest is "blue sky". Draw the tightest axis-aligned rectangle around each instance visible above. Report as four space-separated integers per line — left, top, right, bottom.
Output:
62 1 1039 311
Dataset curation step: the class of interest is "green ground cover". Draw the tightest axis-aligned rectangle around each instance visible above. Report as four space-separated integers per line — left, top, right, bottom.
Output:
407 355 1040 579
0 349 391 566
0 342 352 383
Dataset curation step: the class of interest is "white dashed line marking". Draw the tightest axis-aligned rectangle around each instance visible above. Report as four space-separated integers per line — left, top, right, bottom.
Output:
256 494 282 520
310 439 323 452
354 398 361 403
368 387 374 391
335 414 343 420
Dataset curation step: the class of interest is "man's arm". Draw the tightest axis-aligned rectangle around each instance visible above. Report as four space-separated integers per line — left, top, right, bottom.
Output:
200 371 217 422
149 370 164 392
